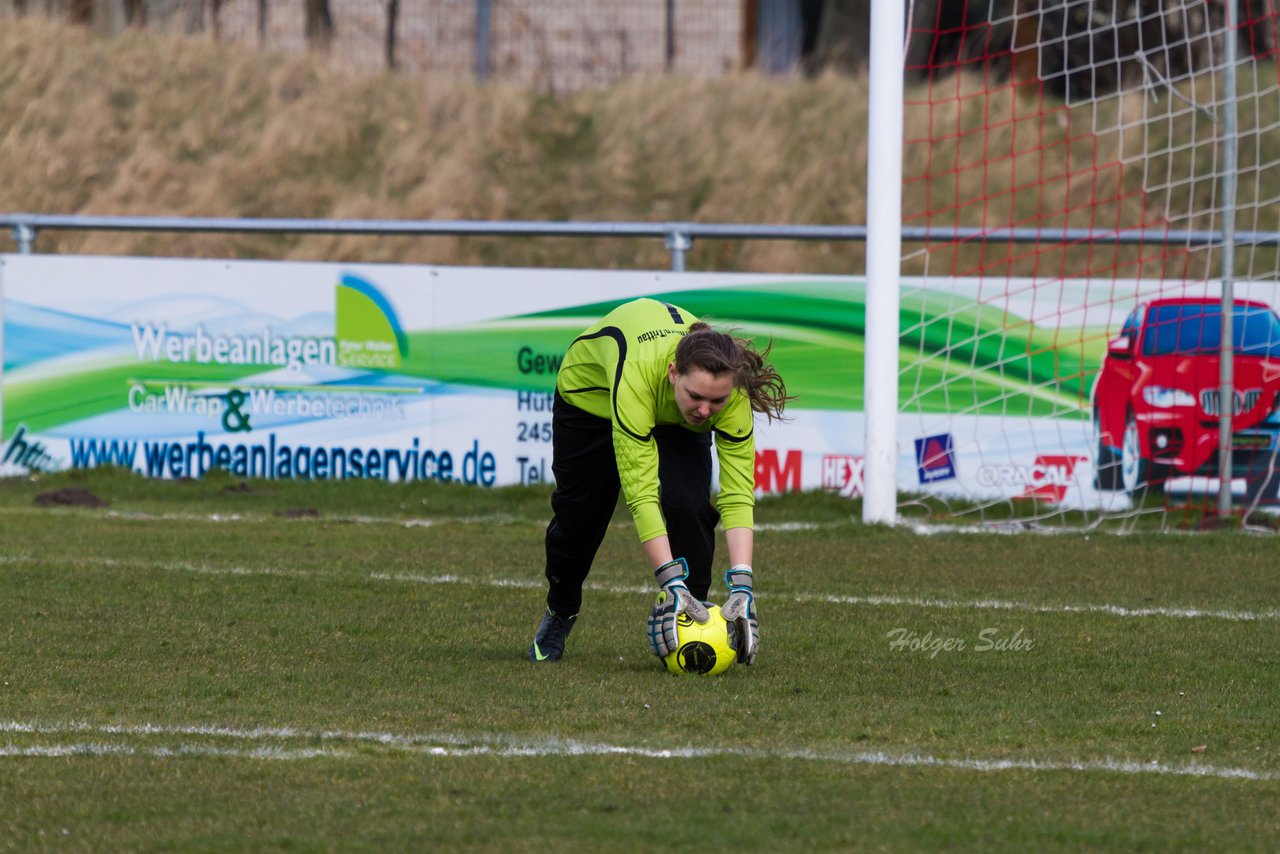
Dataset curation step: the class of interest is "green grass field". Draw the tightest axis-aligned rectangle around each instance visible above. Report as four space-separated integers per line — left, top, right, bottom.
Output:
1 468 1277 850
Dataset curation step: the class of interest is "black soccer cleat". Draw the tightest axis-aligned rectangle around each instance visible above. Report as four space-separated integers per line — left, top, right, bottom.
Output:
528 608 577 662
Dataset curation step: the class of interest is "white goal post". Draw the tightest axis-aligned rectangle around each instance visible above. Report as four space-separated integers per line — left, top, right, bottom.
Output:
862 0 906 526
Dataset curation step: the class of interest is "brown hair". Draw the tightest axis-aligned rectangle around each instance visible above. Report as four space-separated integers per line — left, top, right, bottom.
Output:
673 322 793 422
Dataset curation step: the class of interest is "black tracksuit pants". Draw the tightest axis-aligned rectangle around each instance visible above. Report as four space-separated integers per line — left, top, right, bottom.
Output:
543 392 719 616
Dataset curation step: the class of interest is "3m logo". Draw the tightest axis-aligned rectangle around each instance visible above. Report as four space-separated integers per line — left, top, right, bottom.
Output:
754 449 801 495
821 454 864 498
914 433 956 484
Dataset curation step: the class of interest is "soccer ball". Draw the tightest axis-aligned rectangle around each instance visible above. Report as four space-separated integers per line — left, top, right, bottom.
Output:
663 603 737 676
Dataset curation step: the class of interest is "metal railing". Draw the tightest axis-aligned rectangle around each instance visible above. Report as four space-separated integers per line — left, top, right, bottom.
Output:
5 213 1279 272
0 213 870 271
2 212 1280 270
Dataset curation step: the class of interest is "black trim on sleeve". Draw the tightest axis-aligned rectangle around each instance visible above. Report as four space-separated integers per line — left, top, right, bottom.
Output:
663 303 684 324
568 329 617 349
713 427 753 444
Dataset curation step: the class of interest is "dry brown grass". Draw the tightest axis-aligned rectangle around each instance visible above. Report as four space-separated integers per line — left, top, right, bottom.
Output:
2 16 1278 279
1 17 863 271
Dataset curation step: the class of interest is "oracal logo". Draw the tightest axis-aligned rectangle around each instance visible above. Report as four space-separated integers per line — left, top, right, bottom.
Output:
977 454 1087 503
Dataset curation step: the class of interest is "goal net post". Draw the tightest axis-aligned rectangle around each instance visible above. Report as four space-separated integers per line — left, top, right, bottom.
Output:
865 0 1280 527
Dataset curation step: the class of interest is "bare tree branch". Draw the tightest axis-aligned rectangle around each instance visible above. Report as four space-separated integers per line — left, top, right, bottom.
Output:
305 0 334 52
123 0 145 27
386 0 400 69
68 0 93 26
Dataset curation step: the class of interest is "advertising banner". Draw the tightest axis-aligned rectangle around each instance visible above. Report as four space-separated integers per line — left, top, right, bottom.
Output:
6 255 1273 509
0 256 870 495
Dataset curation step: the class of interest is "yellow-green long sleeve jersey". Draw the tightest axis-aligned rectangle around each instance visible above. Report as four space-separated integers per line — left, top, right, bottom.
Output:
556 298 756 543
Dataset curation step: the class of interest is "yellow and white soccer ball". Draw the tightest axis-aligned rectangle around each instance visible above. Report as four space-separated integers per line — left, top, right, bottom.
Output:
663 603 737 676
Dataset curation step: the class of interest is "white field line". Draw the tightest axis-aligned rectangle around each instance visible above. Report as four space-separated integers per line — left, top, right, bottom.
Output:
2 505 826 532
0 742 347 760
795 592 1280 622
8 503 1280 535
1 553 1276 623
373 572 1280 622
0 506 538 529
1 720 1274 781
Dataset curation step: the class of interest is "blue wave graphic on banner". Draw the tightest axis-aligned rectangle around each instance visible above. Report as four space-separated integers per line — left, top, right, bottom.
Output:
5 302 131 371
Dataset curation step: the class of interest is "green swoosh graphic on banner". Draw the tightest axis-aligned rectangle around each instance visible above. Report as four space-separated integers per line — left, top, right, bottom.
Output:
401 282 1104 416
4 362 267 437
5 281 1105 438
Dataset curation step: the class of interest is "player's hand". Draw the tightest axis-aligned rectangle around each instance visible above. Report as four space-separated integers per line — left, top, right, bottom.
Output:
647 557 709 658
721 565 759 665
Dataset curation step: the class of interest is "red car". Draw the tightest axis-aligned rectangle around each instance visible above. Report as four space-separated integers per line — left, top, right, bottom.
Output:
1092 297 1280 498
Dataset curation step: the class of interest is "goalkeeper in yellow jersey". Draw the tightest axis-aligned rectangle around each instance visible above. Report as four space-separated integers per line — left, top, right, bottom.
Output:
527 298 791 666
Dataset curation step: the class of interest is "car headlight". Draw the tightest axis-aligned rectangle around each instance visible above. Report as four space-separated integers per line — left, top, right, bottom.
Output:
1142 386 1196 408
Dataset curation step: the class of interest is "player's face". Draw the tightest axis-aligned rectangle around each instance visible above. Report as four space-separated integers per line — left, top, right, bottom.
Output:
668 364 733 426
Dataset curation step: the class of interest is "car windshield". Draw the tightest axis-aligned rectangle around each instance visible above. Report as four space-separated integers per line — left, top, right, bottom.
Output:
1141 303 1280 357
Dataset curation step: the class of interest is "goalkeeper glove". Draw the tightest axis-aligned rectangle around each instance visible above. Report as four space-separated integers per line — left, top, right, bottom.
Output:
721 565 758 665
647 557 709 659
